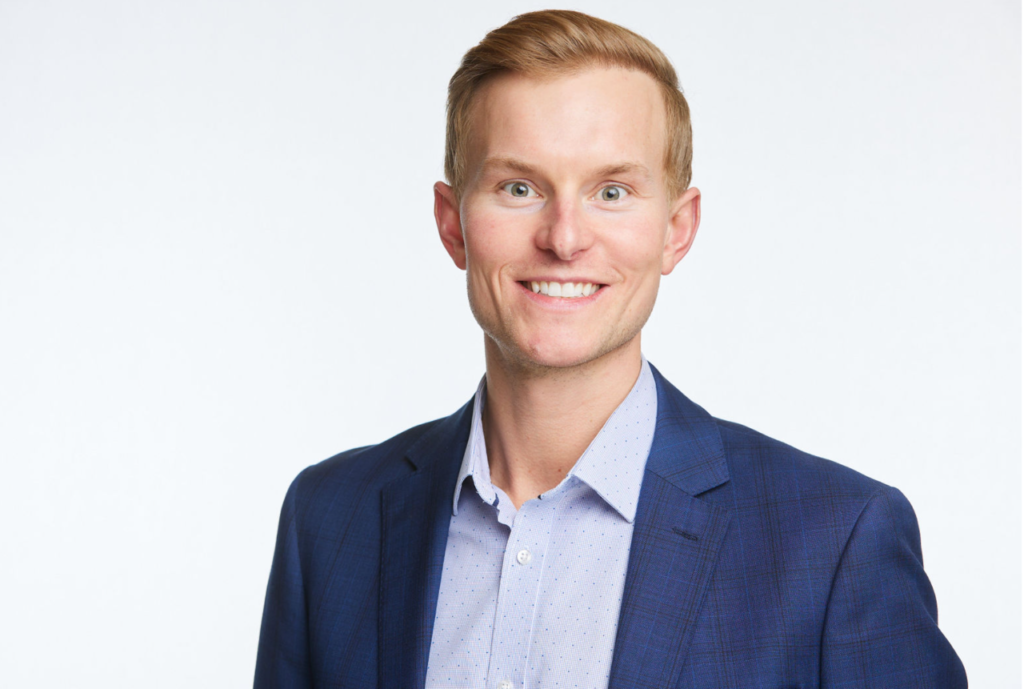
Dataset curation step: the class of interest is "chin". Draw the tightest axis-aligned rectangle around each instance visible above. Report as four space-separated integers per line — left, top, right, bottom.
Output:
523 347 596 370
473 297 645 373
506 330 636 372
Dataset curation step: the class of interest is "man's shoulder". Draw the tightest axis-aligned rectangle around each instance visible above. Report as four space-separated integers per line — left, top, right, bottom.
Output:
711 416 889 504
651 365 888 504
291 416 448 501
700 416 921 569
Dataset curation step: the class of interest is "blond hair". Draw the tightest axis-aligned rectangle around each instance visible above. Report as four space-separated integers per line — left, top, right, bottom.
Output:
445 10 692 199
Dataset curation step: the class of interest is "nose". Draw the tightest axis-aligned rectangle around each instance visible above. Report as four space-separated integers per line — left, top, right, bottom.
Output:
535 197 593 261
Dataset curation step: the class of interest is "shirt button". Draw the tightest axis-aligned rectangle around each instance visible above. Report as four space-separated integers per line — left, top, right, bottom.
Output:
498 681 513 689
516 549 531 565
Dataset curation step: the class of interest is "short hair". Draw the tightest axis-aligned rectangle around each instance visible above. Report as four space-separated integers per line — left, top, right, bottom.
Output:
445 10 693 200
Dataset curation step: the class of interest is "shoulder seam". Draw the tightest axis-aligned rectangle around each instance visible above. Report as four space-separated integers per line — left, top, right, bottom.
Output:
818 485 895 656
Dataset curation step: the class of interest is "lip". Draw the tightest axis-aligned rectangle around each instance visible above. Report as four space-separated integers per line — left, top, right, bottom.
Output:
515 279 606 306
519 277 605 284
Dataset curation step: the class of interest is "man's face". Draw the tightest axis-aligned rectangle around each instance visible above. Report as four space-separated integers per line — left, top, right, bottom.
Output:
435 66 700 372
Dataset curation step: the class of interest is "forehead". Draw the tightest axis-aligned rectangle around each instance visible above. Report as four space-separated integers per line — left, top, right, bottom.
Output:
465 67 667 182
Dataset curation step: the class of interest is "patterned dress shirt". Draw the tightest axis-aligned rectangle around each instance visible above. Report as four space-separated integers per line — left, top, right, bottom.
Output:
424 359 658 689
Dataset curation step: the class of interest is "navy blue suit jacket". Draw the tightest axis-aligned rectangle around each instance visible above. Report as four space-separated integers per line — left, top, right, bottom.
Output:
255 366 966 688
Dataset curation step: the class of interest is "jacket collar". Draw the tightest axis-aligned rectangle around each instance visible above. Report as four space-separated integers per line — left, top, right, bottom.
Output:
378 398 473 689
645 363 730 496
608 363 732 688
398 362 728 486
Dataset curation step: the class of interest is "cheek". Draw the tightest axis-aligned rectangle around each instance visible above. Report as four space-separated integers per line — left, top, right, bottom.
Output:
603 217 668 274
461 212 519 306
462 207 536 276
462 209 505 265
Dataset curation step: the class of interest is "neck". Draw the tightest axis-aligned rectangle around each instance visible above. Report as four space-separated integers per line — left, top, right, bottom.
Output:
481 336 644 509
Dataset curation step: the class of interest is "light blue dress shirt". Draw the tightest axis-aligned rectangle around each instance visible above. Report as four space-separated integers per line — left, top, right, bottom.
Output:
425 359 658 689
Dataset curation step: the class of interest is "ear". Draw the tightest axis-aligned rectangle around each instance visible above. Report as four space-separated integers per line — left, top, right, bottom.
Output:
434 181 467 270
662 186 701 276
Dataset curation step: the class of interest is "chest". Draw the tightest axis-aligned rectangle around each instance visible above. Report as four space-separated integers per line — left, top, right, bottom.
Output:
425 483 635 689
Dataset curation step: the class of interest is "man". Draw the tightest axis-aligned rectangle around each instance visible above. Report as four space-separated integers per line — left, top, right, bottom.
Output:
255 10 966 688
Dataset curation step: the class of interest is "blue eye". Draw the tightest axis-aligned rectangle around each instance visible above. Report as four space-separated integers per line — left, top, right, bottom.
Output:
504 182 536 198
599 185 627 201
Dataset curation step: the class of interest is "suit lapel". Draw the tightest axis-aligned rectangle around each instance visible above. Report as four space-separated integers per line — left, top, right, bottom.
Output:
609 366 732 689
378 400 472 689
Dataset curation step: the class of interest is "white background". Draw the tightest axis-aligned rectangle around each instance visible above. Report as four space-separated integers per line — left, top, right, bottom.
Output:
1 0 1018 686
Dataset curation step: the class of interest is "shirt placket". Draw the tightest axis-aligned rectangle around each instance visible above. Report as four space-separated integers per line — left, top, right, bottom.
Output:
486 496 556 689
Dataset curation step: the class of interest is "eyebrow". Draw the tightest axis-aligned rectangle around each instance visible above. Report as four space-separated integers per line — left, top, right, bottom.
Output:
594 162 653 182
479 156 653 182
479 156 540 177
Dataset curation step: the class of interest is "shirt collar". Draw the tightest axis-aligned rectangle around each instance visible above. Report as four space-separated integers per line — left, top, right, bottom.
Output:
452 375 495 514
452 358 658 523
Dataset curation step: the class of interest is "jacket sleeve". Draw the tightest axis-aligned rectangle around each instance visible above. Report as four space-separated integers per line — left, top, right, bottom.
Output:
821 486 967 688
254 472 312 689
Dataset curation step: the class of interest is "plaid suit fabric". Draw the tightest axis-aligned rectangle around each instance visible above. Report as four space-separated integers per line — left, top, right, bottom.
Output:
254 366 966 688
674 419 966 688
254 417 458 689
820 487 961 686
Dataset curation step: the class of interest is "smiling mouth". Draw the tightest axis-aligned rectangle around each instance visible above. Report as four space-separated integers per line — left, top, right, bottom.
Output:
519 280 604 298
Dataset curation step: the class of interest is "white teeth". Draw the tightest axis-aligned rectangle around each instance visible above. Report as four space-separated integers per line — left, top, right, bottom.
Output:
527 281 600 299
